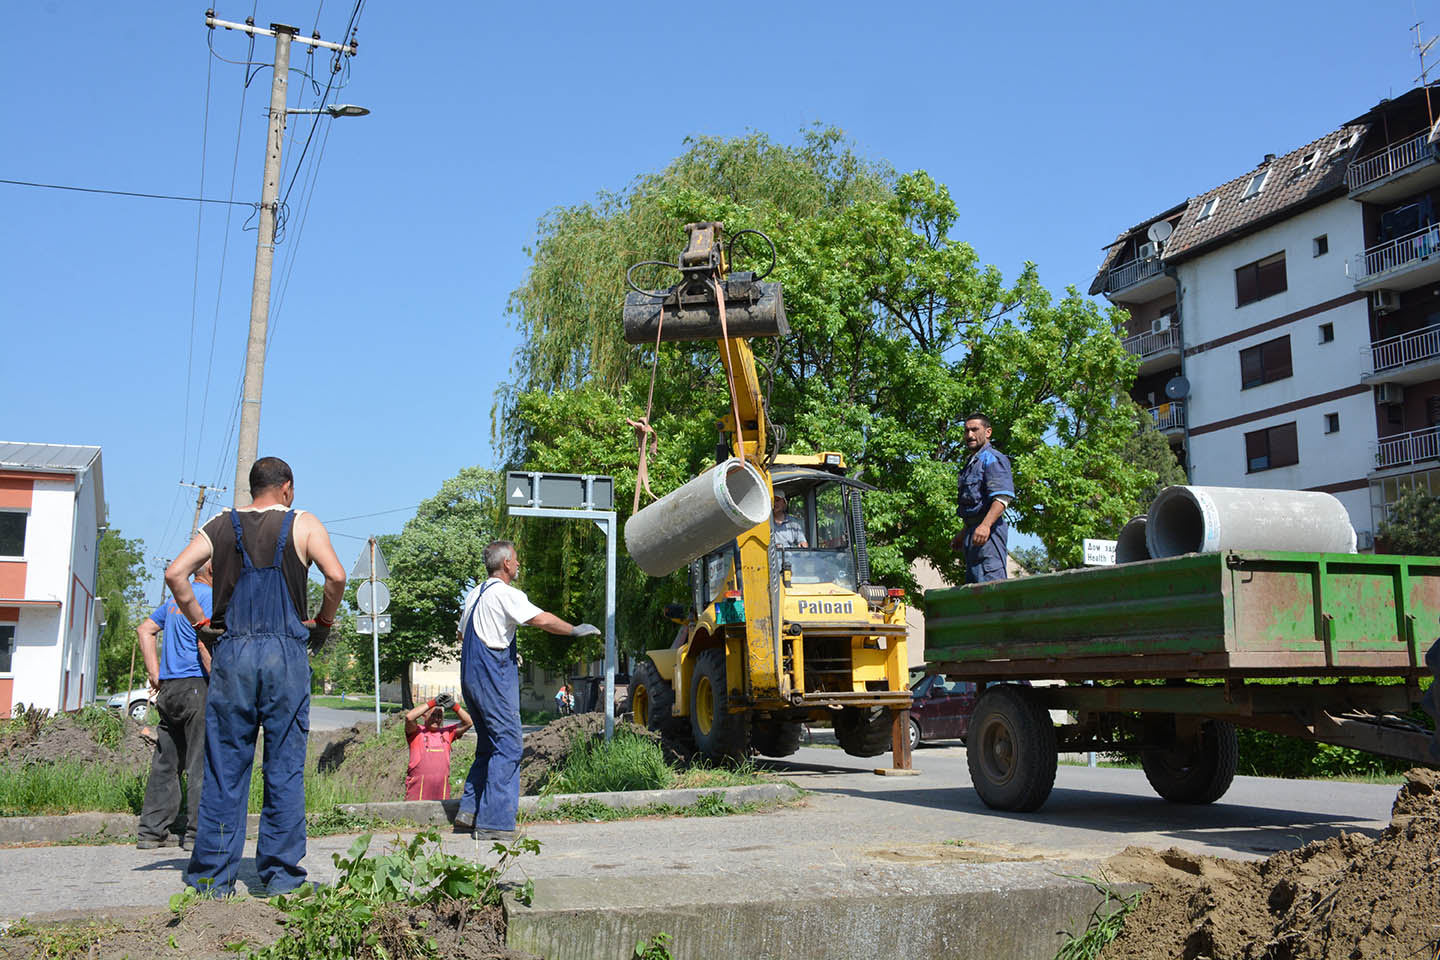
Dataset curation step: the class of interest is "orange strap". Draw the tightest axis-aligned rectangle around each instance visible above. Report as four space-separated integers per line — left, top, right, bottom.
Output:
713 276 746 462
629 301 665 513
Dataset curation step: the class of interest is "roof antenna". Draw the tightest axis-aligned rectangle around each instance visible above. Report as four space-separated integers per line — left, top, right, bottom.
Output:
1412 19 1437 132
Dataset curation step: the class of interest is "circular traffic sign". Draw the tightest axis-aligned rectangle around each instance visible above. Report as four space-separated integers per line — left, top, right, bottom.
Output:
357 580 390 615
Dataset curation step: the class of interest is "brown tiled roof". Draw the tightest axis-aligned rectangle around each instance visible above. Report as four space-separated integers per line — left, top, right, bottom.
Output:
1086 204 1186 296
1088 123 1370 295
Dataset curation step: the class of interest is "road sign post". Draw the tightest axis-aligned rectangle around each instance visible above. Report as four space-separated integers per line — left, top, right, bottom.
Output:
505 472 618 741
351 538 392 733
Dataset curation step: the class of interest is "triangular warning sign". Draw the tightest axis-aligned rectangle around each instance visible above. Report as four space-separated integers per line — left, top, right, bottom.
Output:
511 486 526 499
349 544 392 581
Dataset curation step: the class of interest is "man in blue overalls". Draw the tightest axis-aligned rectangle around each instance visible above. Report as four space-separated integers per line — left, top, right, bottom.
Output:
165 457 346 896
452 540 598 839
950 413 1015 584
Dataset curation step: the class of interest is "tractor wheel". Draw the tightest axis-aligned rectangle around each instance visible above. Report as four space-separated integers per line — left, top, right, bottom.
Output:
1141 719 1238 804
689 648 749 761
833 706 892 758
966 685 1057 812
750 719 805 758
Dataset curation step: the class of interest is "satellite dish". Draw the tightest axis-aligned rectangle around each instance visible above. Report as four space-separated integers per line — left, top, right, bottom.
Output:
1164 376 1190 400
1147 221 1174 244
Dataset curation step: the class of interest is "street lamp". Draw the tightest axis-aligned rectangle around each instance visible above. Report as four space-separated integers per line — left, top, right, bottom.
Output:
287 103 371 118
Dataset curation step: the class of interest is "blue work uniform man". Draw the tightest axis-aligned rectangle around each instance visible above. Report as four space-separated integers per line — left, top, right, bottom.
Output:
951 413 1015 584
135 563 214 851
166 457 346 897
453 540 598 839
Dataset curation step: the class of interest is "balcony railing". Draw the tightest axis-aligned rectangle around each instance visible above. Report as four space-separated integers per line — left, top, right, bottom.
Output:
1148 400 1185 432
1354 223 1440 280
1372 322 1440 373
1347 131 1430 192
1106 256 1164 293
1376 426 1440 469
1122 323 1182 360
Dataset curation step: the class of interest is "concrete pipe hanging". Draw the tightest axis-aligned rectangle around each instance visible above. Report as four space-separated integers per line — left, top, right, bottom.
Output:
625 459 772 578
1145 485 1358 559
1115 516 1151 564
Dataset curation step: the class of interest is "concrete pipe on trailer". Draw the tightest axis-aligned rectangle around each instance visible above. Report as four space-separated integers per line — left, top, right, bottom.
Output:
624 458 772 577
1115 516 1150 564
1145 485 1357 559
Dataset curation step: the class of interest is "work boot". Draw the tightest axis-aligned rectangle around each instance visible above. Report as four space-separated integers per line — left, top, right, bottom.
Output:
474 828 516 841
136 837 166 850
453 810 475 830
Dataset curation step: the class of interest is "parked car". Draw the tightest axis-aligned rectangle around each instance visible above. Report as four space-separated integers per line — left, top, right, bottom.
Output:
105 686 154 721
908 674 978 749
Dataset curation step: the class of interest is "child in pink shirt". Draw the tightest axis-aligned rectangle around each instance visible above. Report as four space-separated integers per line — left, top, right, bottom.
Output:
404 694 472 801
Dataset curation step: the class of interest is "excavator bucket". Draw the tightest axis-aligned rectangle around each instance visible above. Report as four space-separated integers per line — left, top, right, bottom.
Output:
623 274 787 345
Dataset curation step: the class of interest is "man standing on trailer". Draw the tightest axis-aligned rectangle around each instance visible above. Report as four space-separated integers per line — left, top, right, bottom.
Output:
950 413 1014 584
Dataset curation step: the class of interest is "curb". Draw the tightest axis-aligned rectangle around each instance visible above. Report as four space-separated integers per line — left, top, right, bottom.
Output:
0 785 801 845
339 782 802 824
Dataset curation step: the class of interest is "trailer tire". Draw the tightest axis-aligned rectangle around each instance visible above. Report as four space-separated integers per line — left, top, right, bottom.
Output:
1142 719 1238 804
967 685 1057 812
750 719 805 758
834 706 892 758
689 648 749 761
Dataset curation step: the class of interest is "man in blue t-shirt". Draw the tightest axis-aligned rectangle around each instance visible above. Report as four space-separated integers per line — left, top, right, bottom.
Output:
950 413 1015 584
135 563 213 850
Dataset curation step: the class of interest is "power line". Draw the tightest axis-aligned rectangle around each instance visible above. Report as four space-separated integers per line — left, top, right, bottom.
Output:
182 45 217 492
0 178 257 208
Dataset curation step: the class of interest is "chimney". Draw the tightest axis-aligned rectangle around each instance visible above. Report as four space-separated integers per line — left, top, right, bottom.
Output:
1262 153 1276 164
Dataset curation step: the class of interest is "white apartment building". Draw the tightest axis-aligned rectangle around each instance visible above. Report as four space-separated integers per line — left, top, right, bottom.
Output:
1090 86 1440 549
0 442 105 717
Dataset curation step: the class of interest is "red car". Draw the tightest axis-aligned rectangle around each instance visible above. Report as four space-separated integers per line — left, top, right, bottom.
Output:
908 674 978 749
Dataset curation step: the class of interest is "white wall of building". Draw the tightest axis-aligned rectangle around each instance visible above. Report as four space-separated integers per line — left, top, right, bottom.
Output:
1176 197 1376 538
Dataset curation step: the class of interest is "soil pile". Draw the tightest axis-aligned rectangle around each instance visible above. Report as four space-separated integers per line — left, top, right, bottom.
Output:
310 719 408 801
0 712 151 769
1101 767 1440 960
519 713 691 795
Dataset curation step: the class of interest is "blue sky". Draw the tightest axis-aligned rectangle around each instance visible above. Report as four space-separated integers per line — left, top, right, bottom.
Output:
1 0 1428 588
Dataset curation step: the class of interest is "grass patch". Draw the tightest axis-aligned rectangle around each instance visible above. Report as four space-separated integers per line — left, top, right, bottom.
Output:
1 918 123 957
0 759 147 816
520 709 557 725
541 730 673 795
1052 875 1142 960
671 756 770 789
522 793 796 824
310 695 404 714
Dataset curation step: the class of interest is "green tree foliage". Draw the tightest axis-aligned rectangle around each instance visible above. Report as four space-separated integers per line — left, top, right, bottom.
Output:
502 130 1150 649
1118 400 1188 515
95 527 150 692
1377 488 1440 555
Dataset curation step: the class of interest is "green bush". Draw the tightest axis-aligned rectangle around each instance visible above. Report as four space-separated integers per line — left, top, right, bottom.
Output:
73 704 125 751
542 731 673 795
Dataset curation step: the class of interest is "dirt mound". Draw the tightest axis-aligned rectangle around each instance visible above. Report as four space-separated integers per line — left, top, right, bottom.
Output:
308 719 408 802
1101 767 1440 960
520 714 689 795
3 713 151 769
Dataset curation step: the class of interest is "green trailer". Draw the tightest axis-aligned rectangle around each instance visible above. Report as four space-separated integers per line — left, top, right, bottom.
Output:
923 550 1440 812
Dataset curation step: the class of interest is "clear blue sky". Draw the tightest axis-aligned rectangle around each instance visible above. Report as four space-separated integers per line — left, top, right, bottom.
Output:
1 0 1427 589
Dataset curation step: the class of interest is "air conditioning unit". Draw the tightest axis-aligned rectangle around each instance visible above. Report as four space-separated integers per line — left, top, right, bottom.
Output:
1138 241 1158 260
1375 383 1405 405
1152 313 1173 333
1372 290 1401 315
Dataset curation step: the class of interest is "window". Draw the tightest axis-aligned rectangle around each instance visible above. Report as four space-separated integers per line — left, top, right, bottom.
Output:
1325 412 1340 434
1241 169 1270 201
1294 151 1318 177
1388 403 1405 426
0 513 25 557
1319 322 1334 343
1246 422 1299 472
1328 130 1358 156
1196 197 1218 222
1235 252 1287 307
1239 336 1293 389
1313 235 1328 257
0 625 12 674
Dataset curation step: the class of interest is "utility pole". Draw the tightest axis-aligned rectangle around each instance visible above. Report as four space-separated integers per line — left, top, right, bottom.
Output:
179 481 226 538
205 14 359 506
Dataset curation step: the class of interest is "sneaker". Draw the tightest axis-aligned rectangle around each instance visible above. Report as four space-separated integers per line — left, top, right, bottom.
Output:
453 810 475 830
136 838 165 850
473 828 516 841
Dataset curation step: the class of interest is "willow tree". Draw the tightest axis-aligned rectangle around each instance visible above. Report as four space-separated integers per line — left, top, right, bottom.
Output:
500 129 1150 653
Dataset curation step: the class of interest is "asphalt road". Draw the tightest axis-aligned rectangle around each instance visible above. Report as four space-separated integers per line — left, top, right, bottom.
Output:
0 740 1401 918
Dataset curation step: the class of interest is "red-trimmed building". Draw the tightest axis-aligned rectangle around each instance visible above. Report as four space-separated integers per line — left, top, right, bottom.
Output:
0 442 105 717
1090 86 1440 548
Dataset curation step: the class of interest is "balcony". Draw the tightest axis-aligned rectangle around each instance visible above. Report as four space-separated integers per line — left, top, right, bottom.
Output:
1347 131 1440 203
1103 256 1173 304
1122 322 1182 375
1350 224 1440 292
1374 426 1440 470
1362 322 1440 385
1147 400 1185 437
